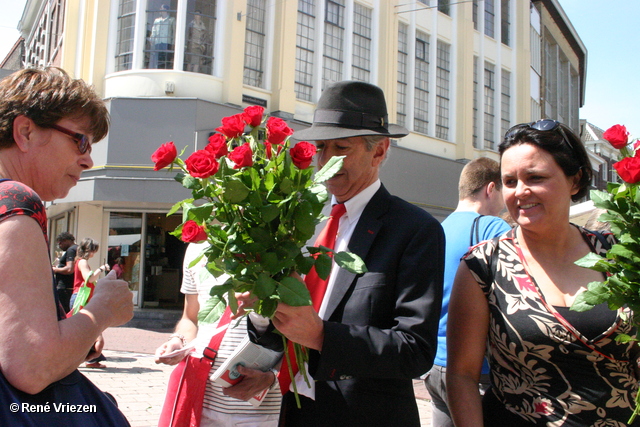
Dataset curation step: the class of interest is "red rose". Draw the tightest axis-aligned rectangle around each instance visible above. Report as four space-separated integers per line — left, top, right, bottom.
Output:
266 117 294 145
265 141 273 159
151 141 177 171
603 124 629 149
206 133 229 158
614 152 640 184
228 143 253 169
243 106 264 127
290 141 317 169
216 114 246 139
185 149 219 178
181 220 207 243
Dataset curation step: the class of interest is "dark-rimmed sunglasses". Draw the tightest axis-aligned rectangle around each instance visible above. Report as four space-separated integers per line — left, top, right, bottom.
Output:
507 119 573 152
50 124 91 154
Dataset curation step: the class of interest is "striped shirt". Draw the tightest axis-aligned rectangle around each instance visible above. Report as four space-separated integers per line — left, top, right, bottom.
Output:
181 243 281 415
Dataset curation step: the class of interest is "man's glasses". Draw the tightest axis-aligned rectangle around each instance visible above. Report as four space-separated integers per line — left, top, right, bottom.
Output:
50 124 91 154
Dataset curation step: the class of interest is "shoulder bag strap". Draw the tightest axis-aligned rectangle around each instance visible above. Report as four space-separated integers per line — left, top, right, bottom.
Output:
470 215 485 247
202 306 233 360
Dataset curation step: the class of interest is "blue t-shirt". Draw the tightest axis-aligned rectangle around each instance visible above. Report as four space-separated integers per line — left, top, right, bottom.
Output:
433 211 511 367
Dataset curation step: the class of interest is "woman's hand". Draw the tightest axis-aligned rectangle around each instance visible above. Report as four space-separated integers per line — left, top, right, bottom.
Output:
154 337 188 365
85 270 133 328
222 365 276 401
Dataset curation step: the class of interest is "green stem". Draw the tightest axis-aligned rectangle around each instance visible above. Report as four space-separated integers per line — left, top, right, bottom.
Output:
281 335 302 409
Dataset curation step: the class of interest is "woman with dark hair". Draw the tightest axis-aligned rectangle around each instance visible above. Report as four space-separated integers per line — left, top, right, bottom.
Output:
0 68 132 425
69 238 111 369
447 120 639 426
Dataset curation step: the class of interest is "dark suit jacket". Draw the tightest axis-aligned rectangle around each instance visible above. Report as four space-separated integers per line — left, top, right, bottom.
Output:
283 184 444 427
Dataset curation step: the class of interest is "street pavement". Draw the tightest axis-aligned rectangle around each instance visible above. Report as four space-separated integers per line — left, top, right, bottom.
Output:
80 326 433 427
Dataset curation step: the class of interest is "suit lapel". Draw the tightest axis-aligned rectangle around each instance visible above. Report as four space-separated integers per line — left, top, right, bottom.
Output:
322 186 391 319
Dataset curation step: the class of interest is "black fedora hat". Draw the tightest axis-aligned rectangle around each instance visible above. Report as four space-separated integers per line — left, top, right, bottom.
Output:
293 81 410 141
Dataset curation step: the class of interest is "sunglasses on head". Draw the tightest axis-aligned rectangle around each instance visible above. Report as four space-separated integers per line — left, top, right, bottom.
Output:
507 119 573 152
50 124 91 154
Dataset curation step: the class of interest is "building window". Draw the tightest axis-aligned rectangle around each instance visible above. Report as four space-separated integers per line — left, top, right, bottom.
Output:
558 53 569 124
295 0 316 101
414 31 429 135
501 0 510 46
570 68 579 131
145 2 177 69
501 69 511 139
323 0 345 88
48 0 64 63
435 41 450 140
484 0 495 38
351 3 371 82
484 62 496 150
183 0 216 74
397 22 409 128
116 0 137 71
473 56 478 148
473 0 478 31
438 0 450 16
243 0 267 87
544 35 558 119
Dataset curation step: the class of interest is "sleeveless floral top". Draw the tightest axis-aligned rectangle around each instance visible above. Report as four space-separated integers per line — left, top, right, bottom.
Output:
0 180 65 320
464 226 639 426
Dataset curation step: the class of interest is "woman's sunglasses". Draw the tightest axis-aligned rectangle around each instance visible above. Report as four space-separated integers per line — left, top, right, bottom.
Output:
50 124 91 154
507 119 573 152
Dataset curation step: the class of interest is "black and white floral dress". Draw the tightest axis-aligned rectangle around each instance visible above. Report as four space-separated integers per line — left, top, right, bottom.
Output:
464 226 639 426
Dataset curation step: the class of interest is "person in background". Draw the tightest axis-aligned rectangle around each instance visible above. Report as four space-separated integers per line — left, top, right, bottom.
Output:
149 4 176 69
447 120 639 426
112 257 125 279
0 67 132 425
242 81 444 427
186 10 207 72
70 237 111 369
155 242 282 426
424 157 511 427
52 231 78 312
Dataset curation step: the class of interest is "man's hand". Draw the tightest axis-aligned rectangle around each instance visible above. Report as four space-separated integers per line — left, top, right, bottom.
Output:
232 291 258 320
273 303 324 351
222 365 275 401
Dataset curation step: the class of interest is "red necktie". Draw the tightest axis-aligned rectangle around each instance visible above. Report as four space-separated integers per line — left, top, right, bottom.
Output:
278 203 346 394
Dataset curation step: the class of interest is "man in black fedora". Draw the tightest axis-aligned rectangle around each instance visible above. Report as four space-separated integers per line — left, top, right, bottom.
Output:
270 81 445 426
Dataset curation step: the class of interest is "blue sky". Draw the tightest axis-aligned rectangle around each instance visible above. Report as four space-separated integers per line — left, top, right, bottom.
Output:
1 0 638 138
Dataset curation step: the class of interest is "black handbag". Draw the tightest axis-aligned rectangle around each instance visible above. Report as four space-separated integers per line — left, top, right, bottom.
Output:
0 368 130 426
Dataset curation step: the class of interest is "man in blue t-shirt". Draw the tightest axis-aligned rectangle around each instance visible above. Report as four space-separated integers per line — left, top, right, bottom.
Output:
424 157 511 427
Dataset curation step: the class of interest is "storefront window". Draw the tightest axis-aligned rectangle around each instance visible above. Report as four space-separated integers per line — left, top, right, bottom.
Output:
183 0 216 74
108 212 143 303
145 1 177 69
144 213 185 308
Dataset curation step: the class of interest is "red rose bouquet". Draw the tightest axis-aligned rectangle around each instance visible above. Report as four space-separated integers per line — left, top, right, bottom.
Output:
572 124 640 422
152 107 366 399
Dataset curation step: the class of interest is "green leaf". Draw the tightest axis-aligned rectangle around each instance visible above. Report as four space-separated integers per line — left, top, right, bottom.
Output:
293 200 316 236
254 273 278 300
313 156 344 183
314 253 333 280
277 276 312 306
197 295 227 324
280 177 294 195
334 251 368 274
248 226 274 247
295 253 315 275
261 204 280 223
223 178 250 203
575 252 605 269
168 198 192 216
